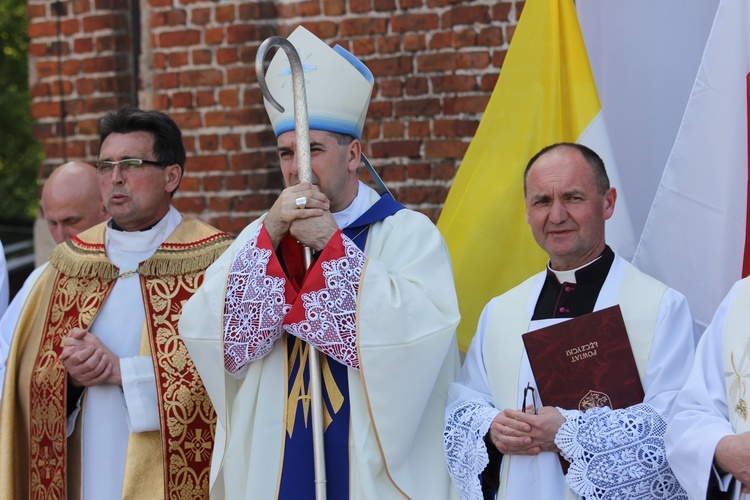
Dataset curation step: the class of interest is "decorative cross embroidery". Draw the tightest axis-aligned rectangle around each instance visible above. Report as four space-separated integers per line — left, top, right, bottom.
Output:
730 351 748 422
278 48 317 86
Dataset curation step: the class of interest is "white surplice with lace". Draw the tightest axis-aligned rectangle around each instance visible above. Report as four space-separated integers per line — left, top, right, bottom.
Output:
444 255 695 499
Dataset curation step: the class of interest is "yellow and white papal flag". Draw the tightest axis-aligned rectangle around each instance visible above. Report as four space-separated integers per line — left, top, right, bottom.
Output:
438 0 636 350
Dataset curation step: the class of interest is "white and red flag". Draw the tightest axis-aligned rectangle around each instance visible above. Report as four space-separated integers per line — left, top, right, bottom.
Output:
632 0 750 328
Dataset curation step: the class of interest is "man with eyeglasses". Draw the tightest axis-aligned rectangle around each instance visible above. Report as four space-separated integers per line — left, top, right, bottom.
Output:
0 106 233 499
444 143 696 499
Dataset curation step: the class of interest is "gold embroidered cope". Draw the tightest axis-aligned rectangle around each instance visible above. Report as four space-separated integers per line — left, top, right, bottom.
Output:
0 217 232 500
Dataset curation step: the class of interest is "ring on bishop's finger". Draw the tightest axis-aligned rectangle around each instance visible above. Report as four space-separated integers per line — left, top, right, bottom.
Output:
295 196 307 209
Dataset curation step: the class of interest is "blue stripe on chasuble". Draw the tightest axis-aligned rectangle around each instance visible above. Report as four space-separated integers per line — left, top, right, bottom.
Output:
281 339 350 499
279 193 404 498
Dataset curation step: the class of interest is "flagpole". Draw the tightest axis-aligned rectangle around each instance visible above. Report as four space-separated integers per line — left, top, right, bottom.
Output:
256 36 327 500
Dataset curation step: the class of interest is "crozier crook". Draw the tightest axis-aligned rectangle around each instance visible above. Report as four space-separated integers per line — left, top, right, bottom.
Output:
255 36 327 500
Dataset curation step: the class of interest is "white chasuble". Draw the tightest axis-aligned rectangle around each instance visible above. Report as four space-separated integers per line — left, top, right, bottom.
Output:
667 277 750 500
181 182 461 499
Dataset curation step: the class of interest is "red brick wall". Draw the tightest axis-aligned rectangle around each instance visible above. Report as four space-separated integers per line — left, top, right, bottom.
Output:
28 0 521 234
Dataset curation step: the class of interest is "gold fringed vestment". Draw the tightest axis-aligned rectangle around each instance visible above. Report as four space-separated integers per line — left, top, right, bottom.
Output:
0 217 232 500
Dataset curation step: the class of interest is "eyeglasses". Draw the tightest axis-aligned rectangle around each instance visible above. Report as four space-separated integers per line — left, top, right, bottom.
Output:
522 382 538 415
93 158 171 176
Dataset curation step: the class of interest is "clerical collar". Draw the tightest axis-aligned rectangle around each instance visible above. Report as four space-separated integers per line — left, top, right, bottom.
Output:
109 218 161 232
546 246 614 285
332 181 371 229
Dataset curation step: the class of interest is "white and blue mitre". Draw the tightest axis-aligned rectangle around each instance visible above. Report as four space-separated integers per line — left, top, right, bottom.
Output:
264 25 374 140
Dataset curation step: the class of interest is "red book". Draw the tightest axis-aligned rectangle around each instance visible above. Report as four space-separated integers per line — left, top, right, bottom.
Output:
521 304 644 413
522 305 644 473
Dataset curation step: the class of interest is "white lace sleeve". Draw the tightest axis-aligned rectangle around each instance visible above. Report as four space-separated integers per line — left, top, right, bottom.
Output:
444 399 500 500
223 227 291 376
285 234 363 369
555 404 688 499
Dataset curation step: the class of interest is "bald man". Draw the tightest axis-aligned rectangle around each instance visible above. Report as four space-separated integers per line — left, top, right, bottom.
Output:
37 161 109 257
1 161 109 403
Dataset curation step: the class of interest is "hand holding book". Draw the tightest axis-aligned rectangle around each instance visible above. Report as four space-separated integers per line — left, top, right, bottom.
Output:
521 305 645 473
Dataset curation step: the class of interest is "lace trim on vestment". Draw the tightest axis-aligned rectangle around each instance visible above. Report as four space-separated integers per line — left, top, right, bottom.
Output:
223 228 289 375
556 404 688 499
444 399 500 500
223 230 365 374
285 234 363 369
